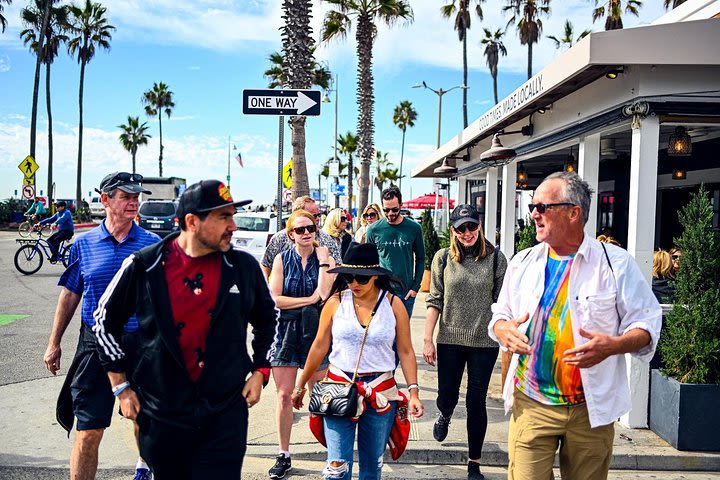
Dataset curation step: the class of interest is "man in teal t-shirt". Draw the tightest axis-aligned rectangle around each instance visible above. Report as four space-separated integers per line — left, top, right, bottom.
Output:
366 186 425 317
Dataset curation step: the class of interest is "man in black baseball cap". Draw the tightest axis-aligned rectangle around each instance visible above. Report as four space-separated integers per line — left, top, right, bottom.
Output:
96 172 152 195
93 179 277 478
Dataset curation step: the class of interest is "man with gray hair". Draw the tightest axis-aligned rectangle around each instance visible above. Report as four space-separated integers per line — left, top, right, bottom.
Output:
261 195 342 278
489 171 661 480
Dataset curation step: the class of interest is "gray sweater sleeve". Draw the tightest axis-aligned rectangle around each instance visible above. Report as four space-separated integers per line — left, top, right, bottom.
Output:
426 248 448 312
493 251 508 302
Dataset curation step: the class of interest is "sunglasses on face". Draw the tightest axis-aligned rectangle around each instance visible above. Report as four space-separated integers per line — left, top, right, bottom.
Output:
383 207 400 213
292 224 317 235
313 213 322 219
672 255 681 261
340 273 372 285
527 202 576 214
454 223 479 234
363 212 378 219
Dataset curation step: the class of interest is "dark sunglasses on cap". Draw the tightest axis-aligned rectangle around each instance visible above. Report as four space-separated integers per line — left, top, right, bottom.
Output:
340 273 372 285
292 224 317 235
454 223 479 234
528 202 576 214
97 172 144 193
363 211 378 219
383 207 400 213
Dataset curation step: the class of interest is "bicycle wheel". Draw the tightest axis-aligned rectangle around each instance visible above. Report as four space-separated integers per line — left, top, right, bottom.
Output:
14 244 43 275
18 221 34 238
61 244 73 268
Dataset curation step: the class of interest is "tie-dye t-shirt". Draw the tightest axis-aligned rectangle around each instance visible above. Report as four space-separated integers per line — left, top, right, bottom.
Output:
514 251 585 405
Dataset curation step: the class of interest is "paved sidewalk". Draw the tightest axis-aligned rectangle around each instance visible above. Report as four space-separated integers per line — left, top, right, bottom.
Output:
1 293 718 478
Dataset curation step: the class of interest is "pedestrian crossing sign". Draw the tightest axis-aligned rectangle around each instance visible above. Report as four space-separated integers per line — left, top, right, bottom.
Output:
18 155 39 178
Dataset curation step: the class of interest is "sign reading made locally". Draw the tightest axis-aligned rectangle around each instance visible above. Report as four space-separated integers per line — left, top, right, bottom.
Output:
242 89 321 116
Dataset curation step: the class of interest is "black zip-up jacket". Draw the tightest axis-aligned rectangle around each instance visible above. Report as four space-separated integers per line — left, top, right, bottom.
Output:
93 233 278 429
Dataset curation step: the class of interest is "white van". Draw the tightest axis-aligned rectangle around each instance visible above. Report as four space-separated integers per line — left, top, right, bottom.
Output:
89 197 105 218
232 211 289 262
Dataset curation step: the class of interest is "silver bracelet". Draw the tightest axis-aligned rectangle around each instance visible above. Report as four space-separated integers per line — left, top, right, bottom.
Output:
407 383 419 391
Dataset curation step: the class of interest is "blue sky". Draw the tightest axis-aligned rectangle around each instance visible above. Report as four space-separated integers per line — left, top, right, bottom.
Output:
0 0 667 205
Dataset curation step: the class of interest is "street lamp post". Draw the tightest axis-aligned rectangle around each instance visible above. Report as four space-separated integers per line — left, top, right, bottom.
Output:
413 81 467 228
323 75 340 209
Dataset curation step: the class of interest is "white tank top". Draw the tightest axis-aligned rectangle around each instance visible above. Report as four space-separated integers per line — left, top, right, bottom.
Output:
329 290 397 374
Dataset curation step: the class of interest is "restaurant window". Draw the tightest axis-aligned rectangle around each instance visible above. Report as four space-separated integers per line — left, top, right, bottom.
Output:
599 192 615 232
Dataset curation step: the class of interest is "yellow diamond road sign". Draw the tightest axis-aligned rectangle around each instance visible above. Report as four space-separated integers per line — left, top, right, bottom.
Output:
282 160 293 189
18 155 39 178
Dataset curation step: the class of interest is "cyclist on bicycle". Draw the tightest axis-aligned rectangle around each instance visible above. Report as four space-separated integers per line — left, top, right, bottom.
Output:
38 201 74 262
25 196 48 222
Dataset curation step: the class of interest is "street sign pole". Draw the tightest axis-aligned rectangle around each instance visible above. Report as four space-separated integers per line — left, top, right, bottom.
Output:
277 115 284 231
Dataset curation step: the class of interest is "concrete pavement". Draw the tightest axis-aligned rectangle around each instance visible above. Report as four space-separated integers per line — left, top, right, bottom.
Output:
1 292 719 478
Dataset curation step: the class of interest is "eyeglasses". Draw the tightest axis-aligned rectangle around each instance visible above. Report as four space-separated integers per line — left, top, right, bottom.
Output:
527 202 576 214
672 255 681 261
454 223 479 234
313 213 322 219
340 273 372 285
292 225 317 235
383 207 400 214
363 212 378 219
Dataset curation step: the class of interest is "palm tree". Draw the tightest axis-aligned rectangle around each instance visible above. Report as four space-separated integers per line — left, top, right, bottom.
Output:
441 0 484 128
664 0 686 8
142 82 175 177
374 150 400 198
118 116 151 174
21 0 68 202
547 19 590 49
322 0 414 213
391 100 417 197
1 0 13 33
481 28 507 105
264 50 331 91
503 0 550 80
337 131 358 213
592 0 641 31
67 0 114 206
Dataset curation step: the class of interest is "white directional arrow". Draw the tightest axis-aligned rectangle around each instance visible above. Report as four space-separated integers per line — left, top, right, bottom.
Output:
295 91 317 115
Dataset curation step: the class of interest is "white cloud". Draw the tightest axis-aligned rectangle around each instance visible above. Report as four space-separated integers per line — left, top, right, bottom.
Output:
0 54 10 73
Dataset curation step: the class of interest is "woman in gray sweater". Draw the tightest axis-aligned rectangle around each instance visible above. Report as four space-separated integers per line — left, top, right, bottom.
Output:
423 204 507 480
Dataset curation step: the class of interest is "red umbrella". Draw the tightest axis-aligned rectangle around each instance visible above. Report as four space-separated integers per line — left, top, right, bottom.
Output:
404 193 455 210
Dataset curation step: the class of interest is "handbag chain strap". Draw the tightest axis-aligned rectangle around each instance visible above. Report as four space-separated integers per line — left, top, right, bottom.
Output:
349 289 387 383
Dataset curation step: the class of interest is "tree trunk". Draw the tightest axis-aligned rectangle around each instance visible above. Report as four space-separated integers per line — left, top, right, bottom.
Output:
399 128 406 197
131 148 136 175
527 42 533 80
493 73 499 105
291 116 310 198
76 56 86 208
462 33 468 128
29 0 52 160
356 13 375 214
347 154 354 214
158 112 163 177
46 58 53 202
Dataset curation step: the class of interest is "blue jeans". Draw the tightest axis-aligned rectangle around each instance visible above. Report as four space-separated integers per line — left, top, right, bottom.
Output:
322 377 397 480
400 293 415 318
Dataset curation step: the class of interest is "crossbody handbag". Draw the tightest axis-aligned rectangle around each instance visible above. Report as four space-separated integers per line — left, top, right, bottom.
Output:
308 290 387 418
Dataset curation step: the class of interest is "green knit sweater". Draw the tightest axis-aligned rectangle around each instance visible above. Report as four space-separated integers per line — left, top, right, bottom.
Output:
426 246 507 348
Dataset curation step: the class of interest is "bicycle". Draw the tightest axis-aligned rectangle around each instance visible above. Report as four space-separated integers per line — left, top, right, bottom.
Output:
18 215 52 238
13 236 73 275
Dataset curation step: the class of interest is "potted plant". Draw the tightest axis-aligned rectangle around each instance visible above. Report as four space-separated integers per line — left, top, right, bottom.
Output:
419 208 440 292
649 186 720 451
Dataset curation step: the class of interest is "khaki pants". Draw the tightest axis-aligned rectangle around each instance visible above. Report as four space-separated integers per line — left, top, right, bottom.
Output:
508 389 614 480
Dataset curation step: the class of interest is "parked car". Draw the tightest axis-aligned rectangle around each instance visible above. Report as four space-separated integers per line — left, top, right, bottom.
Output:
232 211 289 262
136 200 179 238
89 197 105 218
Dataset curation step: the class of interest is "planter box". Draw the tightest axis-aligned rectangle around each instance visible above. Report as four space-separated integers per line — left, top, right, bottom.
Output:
649 369 720 451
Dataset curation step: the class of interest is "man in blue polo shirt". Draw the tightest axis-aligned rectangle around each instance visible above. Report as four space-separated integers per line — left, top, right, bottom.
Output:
43 172 160 480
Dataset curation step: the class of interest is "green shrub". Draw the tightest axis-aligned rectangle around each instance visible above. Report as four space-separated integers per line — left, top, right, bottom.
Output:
659 186 720 384
439 225 451 250
515 217 537 253
420 208 440 270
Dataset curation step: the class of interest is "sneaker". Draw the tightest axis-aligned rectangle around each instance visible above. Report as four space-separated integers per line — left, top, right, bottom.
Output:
268 454 291 479
467 461 485 480
433 413 451 442
133 467 152 480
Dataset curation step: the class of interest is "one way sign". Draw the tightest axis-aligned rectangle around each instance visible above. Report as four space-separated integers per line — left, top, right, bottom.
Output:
242 89 321 117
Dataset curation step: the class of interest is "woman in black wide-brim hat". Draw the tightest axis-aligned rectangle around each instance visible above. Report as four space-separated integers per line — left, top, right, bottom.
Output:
291 242 424 480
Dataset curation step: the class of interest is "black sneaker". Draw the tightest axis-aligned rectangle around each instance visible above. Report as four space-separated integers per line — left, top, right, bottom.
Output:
268 454 291 479
433 413 451 442
468 461 485 480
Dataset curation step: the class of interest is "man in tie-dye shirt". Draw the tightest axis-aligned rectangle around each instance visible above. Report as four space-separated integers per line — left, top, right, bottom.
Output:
489 172 661 480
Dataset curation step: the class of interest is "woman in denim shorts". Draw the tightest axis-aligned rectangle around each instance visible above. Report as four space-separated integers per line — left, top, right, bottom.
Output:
268 209 337 478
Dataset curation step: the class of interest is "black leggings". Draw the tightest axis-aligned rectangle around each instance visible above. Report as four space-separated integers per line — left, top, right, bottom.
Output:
436 344 499 459
47 229 73 259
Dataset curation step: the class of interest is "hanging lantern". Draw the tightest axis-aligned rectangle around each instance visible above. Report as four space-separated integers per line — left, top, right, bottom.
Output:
668 127 692 156
672 169 687 180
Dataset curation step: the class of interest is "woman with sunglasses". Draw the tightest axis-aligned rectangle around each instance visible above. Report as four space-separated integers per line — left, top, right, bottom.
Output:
291 243 424 480
323 208 353 258
268 209 337 479
354 203 383 243
422 204 507 480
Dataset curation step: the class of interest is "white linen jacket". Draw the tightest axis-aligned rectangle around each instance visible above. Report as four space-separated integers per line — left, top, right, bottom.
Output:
489 235 662 428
